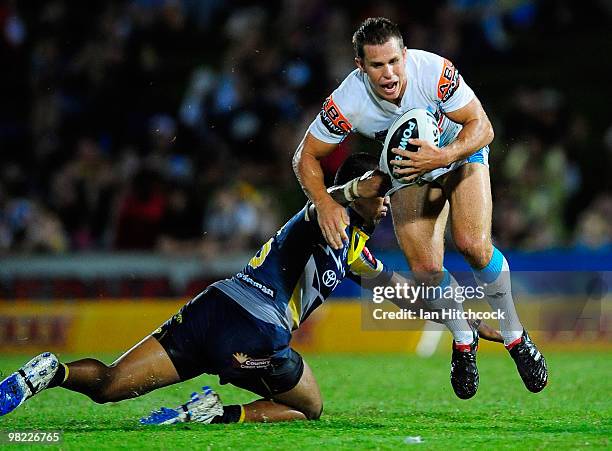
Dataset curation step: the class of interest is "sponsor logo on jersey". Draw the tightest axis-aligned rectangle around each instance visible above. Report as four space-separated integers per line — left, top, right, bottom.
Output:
236 272 276 298
322 269 337 287
319 95 353 136
232 352 272 369
437 59 461 102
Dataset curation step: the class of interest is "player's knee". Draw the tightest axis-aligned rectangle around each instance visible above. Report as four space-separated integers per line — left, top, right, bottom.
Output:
302 400 323 420
409 261 444 284
89 365 120 404
453 235 491 267
410 261 443 277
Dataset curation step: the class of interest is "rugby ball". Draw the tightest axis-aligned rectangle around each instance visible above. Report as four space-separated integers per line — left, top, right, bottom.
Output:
380 108 440 183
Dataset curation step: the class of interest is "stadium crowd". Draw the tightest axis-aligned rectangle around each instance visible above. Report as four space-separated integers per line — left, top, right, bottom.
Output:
0 0 610 255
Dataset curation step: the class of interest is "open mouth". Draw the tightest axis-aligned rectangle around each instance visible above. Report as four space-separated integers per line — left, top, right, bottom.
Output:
381 81 398 96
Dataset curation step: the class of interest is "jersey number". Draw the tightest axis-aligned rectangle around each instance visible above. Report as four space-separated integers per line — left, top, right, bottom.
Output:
248 238 273 269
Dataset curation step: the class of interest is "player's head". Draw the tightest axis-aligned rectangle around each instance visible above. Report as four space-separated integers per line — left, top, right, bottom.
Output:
353 17 407 105
335 153 389 226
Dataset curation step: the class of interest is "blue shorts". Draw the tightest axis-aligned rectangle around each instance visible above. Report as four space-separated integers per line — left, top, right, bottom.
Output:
152 286 304 397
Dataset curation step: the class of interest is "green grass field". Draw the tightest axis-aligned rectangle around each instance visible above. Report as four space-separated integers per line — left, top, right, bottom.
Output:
1 352 610 450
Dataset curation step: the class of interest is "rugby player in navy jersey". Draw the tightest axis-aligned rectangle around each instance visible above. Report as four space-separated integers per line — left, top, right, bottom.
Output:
0 154 502 425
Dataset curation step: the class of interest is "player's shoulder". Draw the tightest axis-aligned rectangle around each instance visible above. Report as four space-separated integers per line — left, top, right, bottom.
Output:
316 68 369 137
406 49 447 73
330 69 369 111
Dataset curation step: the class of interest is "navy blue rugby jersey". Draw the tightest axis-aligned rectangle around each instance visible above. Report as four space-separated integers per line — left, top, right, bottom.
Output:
214 203 392 331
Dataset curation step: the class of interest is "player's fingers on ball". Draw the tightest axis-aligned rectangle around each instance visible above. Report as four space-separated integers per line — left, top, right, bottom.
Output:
391 147 411 157
390 158 409 167
394 167 418 176
408 138 424 146
400 176 418 183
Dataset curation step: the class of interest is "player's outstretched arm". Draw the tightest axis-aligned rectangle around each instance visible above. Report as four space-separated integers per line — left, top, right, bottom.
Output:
293 132 349 249
328 169 391 206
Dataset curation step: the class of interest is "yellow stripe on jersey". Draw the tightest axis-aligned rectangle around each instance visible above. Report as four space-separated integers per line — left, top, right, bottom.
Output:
287 276 303 330
347 227 370 265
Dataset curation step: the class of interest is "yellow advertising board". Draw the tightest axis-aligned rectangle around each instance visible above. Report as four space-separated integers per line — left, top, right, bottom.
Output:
0 298 609 355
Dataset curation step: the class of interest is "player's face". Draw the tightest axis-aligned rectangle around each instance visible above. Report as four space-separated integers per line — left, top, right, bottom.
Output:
356 37 407 104
353 196 390 226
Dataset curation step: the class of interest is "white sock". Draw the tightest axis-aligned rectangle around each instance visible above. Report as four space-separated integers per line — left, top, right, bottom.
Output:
473 249 523 346
421 271 474 345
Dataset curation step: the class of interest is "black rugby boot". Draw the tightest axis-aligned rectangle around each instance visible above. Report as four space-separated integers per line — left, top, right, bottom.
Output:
450 329 479 399
507 330 548 393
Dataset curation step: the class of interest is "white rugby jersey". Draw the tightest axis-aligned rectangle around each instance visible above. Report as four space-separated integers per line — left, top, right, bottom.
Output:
307 50 479 182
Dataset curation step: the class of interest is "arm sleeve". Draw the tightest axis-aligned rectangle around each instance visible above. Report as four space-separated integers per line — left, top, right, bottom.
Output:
348 246 393 286
430 55 475 113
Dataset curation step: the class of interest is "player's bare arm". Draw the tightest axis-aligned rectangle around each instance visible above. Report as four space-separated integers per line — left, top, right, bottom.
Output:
390 97 494 183
328 169 390 206
293 132 349 249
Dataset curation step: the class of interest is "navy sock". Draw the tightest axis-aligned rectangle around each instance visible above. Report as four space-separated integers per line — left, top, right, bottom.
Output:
47 363 67 388
211 405 243 424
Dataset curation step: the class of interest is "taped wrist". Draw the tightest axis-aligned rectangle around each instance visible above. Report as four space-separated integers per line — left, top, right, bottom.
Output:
329 177 361 206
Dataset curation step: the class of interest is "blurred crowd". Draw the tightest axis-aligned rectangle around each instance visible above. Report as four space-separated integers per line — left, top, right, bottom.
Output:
0 0 610 256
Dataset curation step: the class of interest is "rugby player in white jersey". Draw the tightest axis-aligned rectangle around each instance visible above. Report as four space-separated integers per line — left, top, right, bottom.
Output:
293 17 547 398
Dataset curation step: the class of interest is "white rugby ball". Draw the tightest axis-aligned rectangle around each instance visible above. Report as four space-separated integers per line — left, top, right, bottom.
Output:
379 108 440 183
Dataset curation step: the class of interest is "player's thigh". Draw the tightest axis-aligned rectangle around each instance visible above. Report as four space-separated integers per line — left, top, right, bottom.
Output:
441 163 493 263
272 359 322 420
390 182 449 274
106 335 180 392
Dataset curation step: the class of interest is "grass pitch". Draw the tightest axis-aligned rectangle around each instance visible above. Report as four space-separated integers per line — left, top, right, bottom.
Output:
0 352 610 450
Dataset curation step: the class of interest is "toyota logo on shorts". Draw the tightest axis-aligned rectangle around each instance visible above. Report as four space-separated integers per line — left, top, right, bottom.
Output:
322 270 337 287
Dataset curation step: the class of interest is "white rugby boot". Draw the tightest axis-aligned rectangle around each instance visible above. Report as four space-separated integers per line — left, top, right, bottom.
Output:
140 386 224 425
0 352 60 416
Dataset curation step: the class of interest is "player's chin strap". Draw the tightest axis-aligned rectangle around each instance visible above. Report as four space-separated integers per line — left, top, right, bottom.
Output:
327 170 377 206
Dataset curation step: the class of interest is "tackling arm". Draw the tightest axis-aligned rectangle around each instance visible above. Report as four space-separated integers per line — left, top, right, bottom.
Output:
293 133 348 250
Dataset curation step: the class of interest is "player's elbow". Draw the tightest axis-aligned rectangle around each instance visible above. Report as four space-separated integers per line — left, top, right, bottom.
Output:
292 146 304 176
485 123 494 145
482 118 494 146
